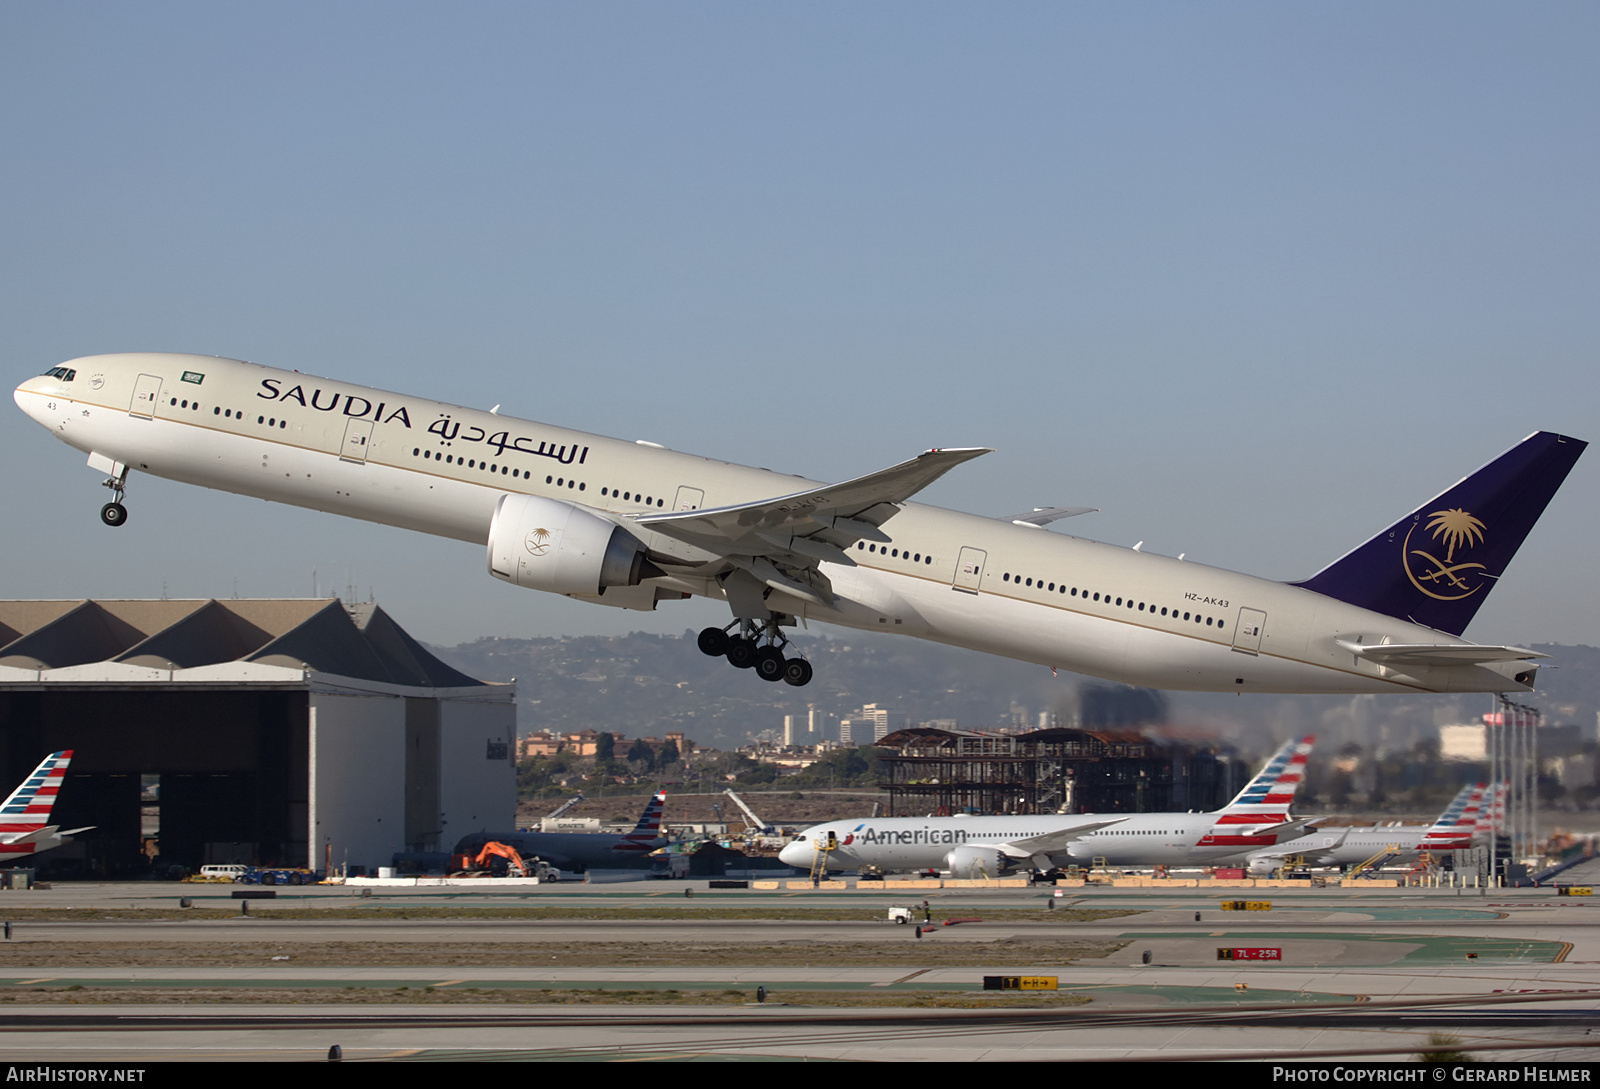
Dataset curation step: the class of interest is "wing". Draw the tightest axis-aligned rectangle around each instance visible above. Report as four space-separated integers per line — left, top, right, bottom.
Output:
1334 641 1548 667
632 448 991 605
995 818 1128 859
1236 821 1338 860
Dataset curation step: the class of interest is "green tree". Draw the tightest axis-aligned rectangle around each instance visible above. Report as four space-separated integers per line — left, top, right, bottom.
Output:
736 762 779 786
788 745 884 789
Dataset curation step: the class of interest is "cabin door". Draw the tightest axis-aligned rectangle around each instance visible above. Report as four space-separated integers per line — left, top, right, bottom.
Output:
952 547 987 594
1232 608 1267 655
129 374 162 419
340 419 374 464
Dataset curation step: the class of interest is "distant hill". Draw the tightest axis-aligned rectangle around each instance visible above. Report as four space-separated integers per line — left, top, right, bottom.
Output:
429 629 1598 755
429 628 1071 751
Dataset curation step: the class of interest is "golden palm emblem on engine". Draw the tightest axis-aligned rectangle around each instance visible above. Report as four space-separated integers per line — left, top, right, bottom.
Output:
524 527 552 557
1403 508 1489 601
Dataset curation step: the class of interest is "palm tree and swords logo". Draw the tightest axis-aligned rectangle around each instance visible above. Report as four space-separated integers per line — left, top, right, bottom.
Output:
524 527 553 557
1403 508 1490 601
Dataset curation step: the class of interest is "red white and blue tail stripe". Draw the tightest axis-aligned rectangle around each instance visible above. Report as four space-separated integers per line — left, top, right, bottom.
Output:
1418 782 1486 852
0 751 75 858
614 791 668 854
1197 736 1315 848
1486 780 1508 837
0 751 72 837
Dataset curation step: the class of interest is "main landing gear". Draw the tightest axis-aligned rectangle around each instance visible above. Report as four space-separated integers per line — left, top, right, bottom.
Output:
100 467 130 527
698 622 813 687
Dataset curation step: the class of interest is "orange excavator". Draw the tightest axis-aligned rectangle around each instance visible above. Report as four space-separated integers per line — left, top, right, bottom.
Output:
455 840 558 880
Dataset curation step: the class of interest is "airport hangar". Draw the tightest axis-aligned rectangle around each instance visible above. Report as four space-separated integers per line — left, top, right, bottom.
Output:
0 599 516 876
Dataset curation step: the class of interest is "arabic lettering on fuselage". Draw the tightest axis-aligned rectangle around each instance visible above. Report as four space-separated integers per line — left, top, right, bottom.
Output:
426 414 589 466
255 379 589 466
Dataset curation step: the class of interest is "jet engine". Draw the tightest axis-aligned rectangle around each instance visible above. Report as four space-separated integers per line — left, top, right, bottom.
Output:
487 494 657 595
1246 856 1278 877
942 845 1009 880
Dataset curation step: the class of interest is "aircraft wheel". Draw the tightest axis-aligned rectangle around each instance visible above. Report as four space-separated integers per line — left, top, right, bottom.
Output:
100 502 128 527
697 627 729 656
726 637 757 669
782 658 814 687
754 646 786 682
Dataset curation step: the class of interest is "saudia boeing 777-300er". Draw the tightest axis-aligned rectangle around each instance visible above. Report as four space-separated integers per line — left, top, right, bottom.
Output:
13 353 1585 692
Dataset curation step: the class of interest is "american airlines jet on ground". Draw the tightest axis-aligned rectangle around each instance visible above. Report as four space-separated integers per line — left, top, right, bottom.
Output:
14 354 1585 691
778 736 1316 876
1236 781 1488 874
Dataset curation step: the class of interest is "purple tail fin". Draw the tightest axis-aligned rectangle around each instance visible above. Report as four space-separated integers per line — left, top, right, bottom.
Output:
1292 431 1585 636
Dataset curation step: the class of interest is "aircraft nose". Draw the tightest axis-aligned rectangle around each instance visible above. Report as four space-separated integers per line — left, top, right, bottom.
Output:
778 840 809 867
14 378 50 423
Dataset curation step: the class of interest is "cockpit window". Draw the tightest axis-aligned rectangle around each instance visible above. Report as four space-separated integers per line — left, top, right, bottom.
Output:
40 367 76 382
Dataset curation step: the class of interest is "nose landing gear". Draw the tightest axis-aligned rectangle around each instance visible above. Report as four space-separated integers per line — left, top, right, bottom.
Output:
100 467 130 527
697 621 812 686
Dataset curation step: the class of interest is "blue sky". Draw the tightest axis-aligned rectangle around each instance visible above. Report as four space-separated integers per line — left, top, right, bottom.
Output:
2 3 1595 647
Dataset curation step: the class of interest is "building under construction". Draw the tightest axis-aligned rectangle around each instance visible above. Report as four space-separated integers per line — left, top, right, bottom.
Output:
876 727 1242 816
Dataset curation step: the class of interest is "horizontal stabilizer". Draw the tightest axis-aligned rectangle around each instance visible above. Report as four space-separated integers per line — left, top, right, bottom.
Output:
1334 641 1547 667
1250 817 1320 843
0 824 58 846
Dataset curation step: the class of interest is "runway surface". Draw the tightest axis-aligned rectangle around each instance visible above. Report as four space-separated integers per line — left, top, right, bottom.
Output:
0 879 1595 1061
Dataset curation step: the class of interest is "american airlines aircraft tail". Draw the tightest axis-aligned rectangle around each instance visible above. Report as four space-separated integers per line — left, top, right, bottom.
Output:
1416 782 1488 853
616 791 668 854
0 751 89 864
1191 735 1316 850
1240 781 1488 872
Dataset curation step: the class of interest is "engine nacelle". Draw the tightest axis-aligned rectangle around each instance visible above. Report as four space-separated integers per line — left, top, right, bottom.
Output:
1246 855 1279 877
942 845 1009 880
487 494 652 595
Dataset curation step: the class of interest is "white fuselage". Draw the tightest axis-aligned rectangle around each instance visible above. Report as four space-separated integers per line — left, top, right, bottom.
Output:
14 353 1530 695
1234 825 1471 870
776 813 1285 873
